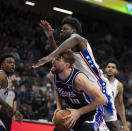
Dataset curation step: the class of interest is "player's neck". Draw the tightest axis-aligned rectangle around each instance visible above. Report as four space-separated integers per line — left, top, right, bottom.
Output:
107 75 115 83
58 68 72 81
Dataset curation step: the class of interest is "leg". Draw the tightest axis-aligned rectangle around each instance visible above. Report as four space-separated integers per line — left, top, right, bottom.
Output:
106 121 120 131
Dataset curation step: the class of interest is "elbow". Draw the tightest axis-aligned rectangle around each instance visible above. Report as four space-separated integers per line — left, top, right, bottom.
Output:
73 34 83 43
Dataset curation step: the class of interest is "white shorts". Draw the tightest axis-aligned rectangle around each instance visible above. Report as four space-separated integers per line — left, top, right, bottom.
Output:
104 108 117 122
99 120 109 131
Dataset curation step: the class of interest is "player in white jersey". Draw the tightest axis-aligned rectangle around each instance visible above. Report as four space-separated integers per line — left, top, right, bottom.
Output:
6 80 17 122
33 17 114 119
99 58 129 131
0 54 23 131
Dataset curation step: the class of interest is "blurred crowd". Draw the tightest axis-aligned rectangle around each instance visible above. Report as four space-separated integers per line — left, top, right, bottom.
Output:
0 1 132 130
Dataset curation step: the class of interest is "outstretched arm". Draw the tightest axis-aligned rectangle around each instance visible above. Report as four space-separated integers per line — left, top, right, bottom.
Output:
32 34 84 68
116 82 129 131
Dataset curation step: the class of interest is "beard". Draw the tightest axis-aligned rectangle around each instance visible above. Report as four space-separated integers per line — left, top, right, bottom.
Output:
51 67 62 74
60 33 71 42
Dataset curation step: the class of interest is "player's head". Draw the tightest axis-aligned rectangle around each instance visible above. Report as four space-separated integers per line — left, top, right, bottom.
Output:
0 54 15 74
105 58 119 77
60 17 82 41
51 51 75 74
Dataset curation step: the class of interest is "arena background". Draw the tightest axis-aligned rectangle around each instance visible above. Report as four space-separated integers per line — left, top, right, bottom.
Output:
0 0 132 130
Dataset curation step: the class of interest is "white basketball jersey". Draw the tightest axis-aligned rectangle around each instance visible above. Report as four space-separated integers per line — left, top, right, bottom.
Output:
99 79 119 130
70 34 114 115
71 34 107 86
103 78 119 122
110 78 119 101
0 70 9 101
6 90 15 107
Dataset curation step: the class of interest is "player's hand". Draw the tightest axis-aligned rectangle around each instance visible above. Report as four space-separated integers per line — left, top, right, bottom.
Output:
40 20 54 38
124 125 130 131
32 56 52 68
15 111 23 123
63 109 81 129
52 109 60 123
12 115 16 122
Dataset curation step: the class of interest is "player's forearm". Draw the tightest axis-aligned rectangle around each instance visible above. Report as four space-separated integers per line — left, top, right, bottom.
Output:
54 90 62 110
13 101 17 111
118 104 127 126
48 35 58 51
78 96 106 116
48 35 81 58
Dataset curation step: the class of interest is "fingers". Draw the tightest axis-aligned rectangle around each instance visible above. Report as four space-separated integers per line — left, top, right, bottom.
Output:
55 109 60 113
40 20 51 29
16 112 23 123
32 61 44 68
40 20 51 27
32 64 39 68
64 115 76 129
63 114 71 120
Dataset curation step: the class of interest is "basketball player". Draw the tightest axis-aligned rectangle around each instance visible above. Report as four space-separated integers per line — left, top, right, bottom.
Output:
6 80 17 122
50 51 107 131
100 58 129 131
0 54 23 131
33 17 113 115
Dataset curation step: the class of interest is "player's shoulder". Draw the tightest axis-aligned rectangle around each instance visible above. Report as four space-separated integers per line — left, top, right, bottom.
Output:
117 79 123 87
117 79 124 92
0 70 6 79
74 71 88 83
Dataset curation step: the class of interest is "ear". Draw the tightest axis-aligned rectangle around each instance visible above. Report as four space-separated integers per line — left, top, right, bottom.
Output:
66 63 71 69
72 29 77 34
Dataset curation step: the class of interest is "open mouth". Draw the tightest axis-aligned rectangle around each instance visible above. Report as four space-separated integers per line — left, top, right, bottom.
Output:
10 67 15 71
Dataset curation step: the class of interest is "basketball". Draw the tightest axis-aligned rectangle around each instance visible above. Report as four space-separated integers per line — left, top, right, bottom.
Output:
53 109 71 131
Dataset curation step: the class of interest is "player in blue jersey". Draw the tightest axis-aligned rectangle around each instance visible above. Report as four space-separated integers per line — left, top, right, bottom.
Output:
50 50 106 131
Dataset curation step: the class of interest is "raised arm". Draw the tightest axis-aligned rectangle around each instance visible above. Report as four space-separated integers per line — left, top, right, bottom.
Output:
32 34 84 68
116 82 129 131
40 20 58 51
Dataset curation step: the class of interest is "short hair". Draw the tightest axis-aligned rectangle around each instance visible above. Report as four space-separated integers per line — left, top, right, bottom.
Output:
0 54 14 64
58 51 75 67
61 17 82 34
105 58 119 69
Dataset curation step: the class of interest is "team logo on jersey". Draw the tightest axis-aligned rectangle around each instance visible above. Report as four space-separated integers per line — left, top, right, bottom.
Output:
56 87 76 97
